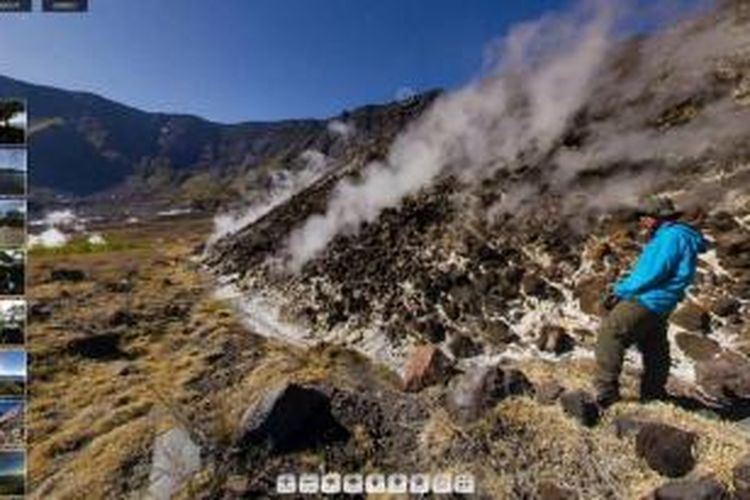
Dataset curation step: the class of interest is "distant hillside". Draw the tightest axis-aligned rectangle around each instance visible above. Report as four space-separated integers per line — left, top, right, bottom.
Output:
0 75 438 205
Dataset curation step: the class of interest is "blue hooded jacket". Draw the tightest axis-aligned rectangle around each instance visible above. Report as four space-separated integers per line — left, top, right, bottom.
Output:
613 222 708 315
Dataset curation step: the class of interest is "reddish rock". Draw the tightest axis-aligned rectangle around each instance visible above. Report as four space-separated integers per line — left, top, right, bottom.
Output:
402 345 454 392
636 422 696 478
675 332 721 362
670 301 711 334
695 351 750 404
536 325 575 355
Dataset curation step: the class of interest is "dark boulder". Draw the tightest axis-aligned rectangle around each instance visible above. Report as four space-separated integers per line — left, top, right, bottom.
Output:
670 302 711 334
536 326 575 355
635 422 696 477
559 389 600 427
50 268 86 283
447 364 533 422
447 333 482 359
235 383 348 453
695 351 750 405
67 332 127 360
652 477 729 500
710 296 740 318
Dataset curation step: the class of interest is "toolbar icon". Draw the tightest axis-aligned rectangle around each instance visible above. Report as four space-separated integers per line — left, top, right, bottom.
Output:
275 474 296 494
387 473 409 493
454 473 476 494
432 473 453 494
321 473 341 494
410 473 431 494
298 473 320 494
365 473 387 493
343 474 364 494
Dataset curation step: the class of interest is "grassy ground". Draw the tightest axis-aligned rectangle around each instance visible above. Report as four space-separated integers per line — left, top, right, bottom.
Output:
27 216 275 499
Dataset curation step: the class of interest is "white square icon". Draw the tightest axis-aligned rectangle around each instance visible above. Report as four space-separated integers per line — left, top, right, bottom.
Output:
343 474 364 494
387 473 409 493
298 473 320 494
410 473 431 494
365 473 387 493
432 473 453 494
454 473 476 494
276 474 296 494
321 473 342 494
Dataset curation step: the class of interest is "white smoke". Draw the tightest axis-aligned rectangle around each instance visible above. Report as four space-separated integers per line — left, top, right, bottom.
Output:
209 149 335 245
327 120 355 139
285 0 616 270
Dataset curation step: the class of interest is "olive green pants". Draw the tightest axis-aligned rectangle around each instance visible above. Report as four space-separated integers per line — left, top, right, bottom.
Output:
594 300 670 401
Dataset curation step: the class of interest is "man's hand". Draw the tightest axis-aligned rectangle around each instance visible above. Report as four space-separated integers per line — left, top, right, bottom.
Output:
602 293 620 311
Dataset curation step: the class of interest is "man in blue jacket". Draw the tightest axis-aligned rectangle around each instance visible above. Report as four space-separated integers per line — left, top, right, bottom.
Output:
594 197 707 407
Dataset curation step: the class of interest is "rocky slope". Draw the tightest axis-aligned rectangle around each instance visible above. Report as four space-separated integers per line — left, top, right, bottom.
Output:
202 2 750 496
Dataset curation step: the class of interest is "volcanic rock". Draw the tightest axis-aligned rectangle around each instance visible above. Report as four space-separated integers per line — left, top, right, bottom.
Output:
559 389 600 427
670 301 711 334
652 477 729 500
447 364 533 422
402 345 454 392
67 332 127 360
710 296 740 317
635 422 696 477
447 333 482 359
695 350 750 404
536 325 575 355
675 332 721 362
50 268 86 283
482 320 518 346
235 383 348 453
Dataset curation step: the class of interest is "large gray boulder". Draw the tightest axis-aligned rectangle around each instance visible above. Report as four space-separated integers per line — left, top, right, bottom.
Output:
148 427 201 500
447 364 533 422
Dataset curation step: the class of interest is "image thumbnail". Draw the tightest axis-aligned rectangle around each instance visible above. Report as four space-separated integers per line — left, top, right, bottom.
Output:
0 101 25 146
0 201 25 248
0 150 25 197
0 302 23 346
0 400 23 450
0 351 24 397
0 250 23 296
0 450 24 495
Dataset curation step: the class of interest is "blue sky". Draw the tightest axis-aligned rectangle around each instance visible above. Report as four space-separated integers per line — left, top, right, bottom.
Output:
0 0 705 123
0 351 25 378
0 0 575 122
0 399 22 418
0 150 25 171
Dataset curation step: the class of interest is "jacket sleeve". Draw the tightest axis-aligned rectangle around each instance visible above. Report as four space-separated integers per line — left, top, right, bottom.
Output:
613 231 682 299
